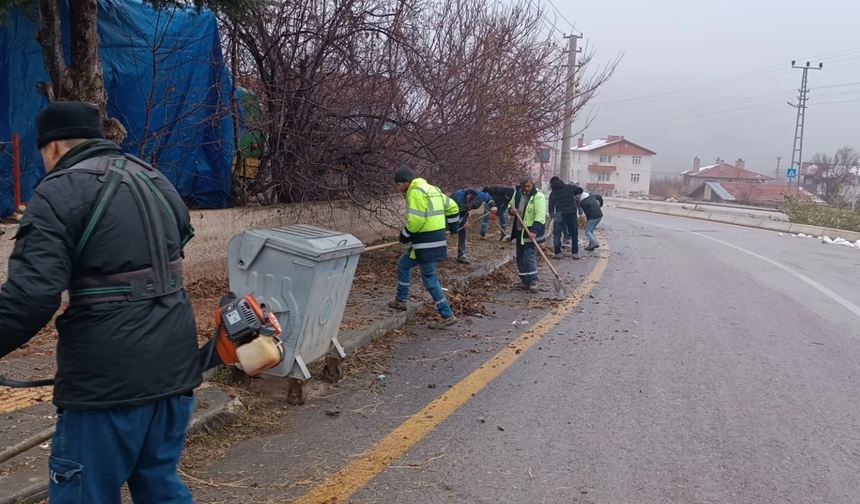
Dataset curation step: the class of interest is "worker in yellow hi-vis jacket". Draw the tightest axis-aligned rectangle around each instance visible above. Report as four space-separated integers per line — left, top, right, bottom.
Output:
388 165 461 329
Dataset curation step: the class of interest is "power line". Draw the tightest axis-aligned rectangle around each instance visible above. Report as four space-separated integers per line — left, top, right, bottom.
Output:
543 0 582 35
595 89 798 122
814 98 860 106
814 81 860 90
592 46 860 108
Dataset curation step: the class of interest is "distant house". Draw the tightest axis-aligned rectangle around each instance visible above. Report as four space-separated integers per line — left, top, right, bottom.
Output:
570 135 657 197
682 157 773 186
801 161 859 200
688 181 820 208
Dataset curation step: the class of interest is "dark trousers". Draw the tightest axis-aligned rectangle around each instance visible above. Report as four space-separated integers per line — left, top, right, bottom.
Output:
553 212 579 254
49 394 195 504
516 241 538 285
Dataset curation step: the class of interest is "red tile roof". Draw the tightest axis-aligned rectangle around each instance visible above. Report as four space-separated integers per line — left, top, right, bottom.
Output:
720 182 811 203
684 163 773 181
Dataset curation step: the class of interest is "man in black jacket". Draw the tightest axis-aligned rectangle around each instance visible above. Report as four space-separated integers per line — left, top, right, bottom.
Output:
548 177 580 260
574 186 604 251
480 185 515 240
0 102 200 503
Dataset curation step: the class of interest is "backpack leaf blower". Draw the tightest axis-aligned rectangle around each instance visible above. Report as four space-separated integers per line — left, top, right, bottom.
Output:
200 292 285 376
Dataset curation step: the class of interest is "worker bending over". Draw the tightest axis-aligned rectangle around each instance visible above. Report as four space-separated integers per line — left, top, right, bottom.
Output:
509 174 547 293
0 102 200 503
450 188 497 264
480 185 515 240
389 166 460 329
574 186 604 251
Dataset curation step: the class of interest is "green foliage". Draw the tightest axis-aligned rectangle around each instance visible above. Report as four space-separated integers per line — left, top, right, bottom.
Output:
782 194 860 232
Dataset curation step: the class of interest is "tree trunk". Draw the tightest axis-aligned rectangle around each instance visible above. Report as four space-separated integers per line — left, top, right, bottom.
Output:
36 0 127 144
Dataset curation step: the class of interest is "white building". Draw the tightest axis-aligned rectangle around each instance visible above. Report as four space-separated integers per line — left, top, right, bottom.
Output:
570 135 657 197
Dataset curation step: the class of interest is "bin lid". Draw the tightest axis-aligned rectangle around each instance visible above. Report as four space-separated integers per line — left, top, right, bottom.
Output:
241 224 365 262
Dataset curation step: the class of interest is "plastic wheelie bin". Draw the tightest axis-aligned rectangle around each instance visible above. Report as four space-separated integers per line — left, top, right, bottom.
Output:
227 224 365 404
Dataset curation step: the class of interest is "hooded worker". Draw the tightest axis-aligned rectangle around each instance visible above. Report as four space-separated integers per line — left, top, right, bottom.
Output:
449 188 497 264
574 186 604 251
480 185 515 240
549 176 580 260
389 165 461 329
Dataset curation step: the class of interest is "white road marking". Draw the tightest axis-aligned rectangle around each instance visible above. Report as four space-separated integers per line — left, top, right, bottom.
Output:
615 213 860 320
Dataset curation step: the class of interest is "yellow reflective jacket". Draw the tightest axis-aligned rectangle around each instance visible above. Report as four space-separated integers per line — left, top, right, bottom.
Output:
510 188 547 245
400 178 460 261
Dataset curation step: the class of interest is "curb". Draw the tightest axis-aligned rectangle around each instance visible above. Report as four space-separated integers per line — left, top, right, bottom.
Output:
341 253 513 354
612 202 860 242
450 253 513 289
0 388 244 504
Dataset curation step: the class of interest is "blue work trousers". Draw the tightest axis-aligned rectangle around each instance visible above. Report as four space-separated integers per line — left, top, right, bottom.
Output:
585 217 602 247
49 393 195 504
396 252 454 318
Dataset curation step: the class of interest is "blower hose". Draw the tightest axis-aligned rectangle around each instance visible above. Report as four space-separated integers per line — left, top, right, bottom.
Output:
0 375 55 388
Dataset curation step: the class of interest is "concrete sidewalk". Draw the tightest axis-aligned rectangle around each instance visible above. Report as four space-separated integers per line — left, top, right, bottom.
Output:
609 199 860 242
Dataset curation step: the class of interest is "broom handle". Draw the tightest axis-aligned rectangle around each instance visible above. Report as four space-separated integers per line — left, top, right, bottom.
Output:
513 211 561 280
367 209 491 253
364 241 401 252
457 210 491 232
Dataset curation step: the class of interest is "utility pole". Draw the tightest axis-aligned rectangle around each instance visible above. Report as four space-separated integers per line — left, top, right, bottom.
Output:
559 34 581 184
788 60 823 194
776 155 782 180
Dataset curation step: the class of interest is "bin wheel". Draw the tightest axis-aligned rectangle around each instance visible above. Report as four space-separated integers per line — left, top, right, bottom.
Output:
286 378 307 406
323 364 344 384
286 386 307 406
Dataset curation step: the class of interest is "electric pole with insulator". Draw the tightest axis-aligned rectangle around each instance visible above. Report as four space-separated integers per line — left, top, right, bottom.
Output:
788 60 822 194
559 34 581 184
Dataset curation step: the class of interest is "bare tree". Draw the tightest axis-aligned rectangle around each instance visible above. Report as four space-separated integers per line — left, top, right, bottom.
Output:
221 0 617 205
806 146 859 204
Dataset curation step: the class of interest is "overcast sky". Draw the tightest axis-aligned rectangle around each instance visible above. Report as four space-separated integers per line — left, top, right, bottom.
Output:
547 0 860 177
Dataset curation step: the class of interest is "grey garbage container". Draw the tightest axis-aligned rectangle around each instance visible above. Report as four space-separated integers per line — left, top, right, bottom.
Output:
227 224 365 404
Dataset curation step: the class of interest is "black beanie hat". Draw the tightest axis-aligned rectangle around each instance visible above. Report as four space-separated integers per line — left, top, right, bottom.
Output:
36 101 105 149
573 186 584 196
394 165 415 183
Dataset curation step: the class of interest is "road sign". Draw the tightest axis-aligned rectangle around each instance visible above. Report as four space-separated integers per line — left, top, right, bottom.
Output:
787 168 797 179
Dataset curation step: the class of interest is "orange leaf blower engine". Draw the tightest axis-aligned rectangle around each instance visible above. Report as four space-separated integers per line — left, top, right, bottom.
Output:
207 293 285 376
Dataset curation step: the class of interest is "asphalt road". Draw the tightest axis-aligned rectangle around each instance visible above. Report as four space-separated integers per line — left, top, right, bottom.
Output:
194 208 860 504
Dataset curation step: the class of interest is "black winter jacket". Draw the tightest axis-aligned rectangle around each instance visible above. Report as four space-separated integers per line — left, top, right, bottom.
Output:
0 140 202 409
579 193 604 220
483 186 515 211
548 179 578 215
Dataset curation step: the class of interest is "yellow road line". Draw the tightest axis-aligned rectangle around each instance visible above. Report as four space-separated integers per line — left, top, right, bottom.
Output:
292 236 610 504
0 387 52 414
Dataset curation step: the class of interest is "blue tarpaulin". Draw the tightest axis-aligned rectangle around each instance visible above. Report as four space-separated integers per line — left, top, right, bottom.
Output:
0 0 235 217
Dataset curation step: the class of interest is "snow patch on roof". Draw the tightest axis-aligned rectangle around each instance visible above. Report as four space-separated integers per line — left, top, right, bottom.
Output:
572 139 610 151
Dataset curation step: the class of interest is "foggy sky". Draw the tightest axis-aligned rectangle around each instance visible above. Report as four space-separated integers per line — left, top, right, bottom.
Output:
552 0 860 178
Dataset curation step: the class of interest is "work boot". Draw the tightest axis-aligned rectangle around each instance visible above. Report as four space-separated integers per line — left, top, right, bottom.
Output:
554 253 563 259
571 254 581 260
480 235 486 240
458 257 471 265
516 283 530 291
585 244 596 251
388 299 408 311
528 284 539 294
429 315 458 329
